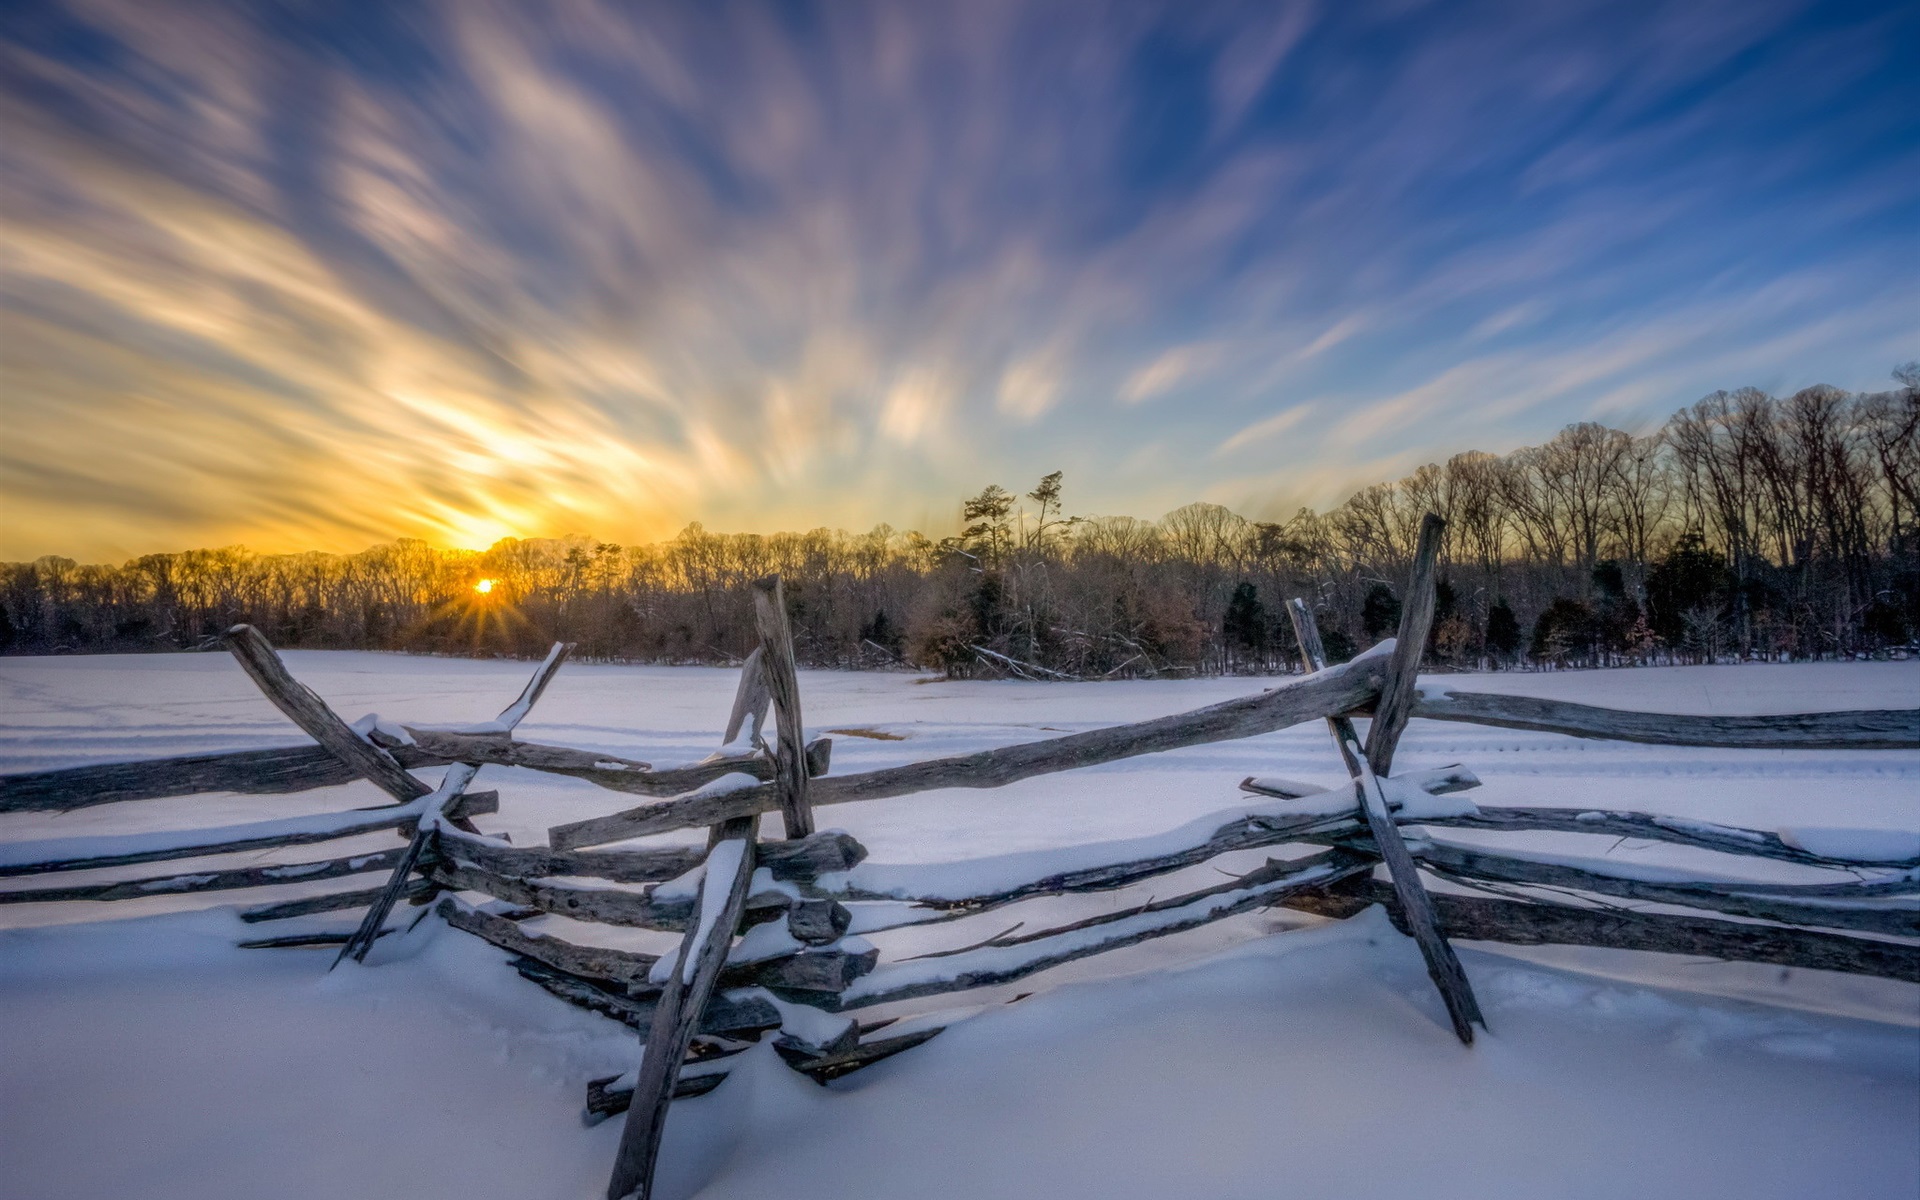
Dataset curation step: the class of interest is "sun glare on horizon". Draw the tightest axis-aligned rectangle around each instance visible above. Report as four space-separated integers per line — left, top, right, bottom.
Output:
473 578 496 595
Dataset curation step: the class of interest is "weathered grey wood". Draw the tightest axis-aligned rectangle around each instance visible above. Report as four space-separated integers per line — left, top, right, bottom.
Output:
721 647 771 748
836 764 1480 920
788 898 852 944
607 816 759 1200
1422 806 1920 869
507 956 779 1040
752 575 815 838
0 789 496 879
439 898 658 983
494 642 572 730
773 1026 947 1083
238 929 395 950
239 877 437 923
0 745 403 813
334 765 478 967
0 848 407 905
586 1070 730 1123
1364 513 1444 776
397 728 841 798
551 652 1393 849
430 826 867 887
1406 691 1919 750
224 624 431 802
427 861 789 932
1284 880 1920 984
1402 839 1920 937
754 944 881 996
1290 596 1485 1044
832 850 1373 1012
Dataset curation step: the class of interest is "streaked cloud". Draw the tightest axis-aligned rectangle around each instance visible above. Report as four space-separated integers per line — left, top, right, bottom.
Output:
1 0 1914 560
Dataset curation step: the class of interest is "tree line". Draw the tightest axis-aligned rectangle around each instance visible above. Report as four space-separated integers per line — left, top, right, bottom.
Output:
6 369 1916 675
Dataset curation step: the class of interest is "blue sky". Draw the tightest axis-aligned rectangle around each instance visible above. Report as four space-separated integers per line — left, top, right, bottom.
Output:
2 0 1915 559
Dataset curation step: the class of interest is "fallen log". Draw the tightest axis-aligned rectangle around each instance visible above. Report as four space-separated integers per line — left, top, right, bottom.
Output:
1407 691 1918 751
0 788 497 879
1283 880 1920 984
0 847 406 905
426 861 790 932
551 650 1394 849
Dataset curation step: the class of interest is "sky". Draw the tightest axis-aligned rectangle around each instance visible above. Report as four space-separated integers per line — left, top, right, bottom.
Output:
1 0 1916 563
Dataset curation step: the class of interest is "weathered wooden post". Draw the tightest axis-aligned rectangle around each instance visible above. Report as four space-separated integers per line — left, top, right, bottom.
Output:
605 815 760 1200
606 593 826 1199
1286 513 1486 1044
751 575 815 838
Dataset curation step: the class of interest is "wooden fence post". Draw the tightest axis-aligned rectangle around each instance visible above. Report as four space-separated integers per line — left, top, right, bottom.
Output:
605 816 760 1200
1364 513 1444 777
1287 588 1486 1045
751 575 815 838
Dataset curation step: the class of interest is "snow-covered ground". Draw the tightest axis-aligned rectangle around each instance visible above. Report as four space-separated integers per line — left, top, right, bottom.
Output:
2 654 1916 1199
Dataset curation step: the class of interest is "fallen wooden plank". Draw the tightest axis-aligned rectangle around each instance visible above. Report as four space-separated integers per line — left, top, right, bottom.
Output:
1283 880 1920 984
551 651 1393 849
1407 691 1918 750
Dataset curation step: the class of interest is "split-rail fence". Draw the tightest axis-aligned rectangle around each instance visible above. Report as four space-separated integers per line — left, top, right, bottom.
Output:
3 517 1916 1200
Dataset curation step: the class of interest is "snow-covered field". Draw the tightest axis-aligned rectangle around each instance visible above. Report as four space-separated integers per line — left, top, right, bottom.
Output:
2 654 1917 1199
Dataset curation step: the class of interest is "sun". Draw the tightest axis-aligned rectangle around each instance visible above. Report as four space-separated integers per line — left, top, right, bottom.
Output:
473 578 497 595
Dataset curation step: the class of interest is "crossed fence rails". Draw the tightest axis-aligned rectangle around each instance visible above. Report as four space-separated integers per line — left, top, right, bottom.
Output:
4 516 1916 1200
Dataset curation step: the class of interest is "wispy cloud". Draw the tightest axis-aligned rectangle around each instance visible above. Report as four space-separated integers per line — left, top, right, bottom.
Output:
1 0 1914 559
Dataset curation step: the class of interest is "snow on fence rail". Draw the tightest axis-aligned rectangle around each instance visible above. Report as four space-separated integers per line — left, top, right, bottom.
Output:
2 515 1916 1200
